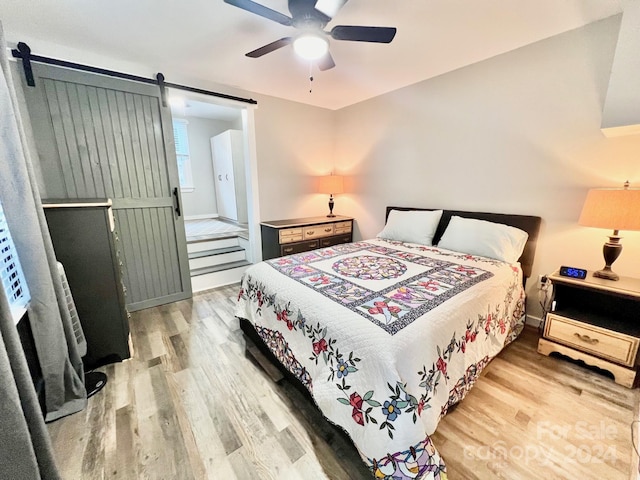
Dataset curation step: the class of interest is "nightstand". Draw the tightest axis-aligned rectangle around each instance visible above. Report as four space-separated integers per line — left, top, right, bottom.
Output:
537 271 640 388
260 216 354 260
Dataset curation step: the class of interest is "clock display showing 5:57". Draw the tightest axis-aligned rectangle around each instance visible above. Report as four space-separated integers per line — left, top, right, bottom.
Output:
559 266 587 279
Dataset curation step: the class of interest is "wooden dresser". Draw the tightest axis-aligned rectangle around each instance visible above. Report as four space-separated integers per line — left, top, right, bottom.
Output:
537 271 640 387
260 215 354 260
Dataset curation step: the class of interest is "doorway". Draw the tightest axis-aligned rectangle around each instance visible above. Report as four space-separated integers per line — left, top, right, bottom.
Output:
167 90 260 292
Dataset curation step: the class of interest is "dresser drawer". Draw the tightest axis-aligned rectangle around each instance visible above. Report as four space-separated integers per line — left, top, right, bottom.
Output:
281 240 319 256
319 234 352 248
279 228 303 244
544 313 639 367
304 224 334 239
334 221 352 234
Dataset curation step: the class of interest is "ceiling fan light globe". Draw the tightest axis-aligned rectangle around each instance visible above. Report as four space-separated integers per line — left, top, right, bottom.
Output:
293 34 329 60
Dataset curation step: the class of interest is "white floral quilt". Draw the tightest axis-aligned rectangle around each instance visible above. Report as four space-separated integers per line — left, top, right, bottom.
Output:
235 238 526 479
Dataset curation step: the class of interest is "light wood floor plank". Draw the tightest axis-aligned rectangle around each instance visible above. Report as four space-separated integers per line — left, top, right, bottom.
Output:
114 405 138 479
81 379 107 480
48 402 90 478
47 285 638 479
173 368 229 478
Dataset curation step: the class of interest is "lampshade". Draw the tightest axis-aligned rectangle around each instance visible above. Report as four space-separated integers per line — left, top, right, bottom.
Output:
318 175 344 195
578 186 640 231
578 182 640 281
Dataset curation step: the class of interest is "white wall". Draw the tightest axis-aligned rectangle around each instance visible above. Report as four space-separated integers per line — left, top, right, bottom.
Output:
333 16 640 319
252 95 335 222
176 116 235 218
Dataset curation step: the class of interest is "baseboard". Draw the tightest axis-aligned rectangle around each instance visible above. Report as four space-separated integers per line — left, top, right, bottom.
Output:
526 314 544 328
184 214 219 221
218 216 248 228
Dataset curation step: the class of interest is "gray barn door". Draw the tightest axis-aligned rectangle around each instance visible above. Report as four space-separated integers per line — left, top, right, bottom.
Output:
20 64 191 311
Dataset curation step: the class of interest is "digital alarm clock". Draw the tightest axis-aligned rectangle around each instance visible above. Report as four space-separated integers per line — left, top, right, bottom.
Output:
559 266 587 279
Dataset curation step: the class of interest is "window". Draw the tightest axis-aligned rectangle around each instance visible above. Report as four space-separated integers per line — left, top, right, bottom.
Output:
172 119 194 192
0 200 30 324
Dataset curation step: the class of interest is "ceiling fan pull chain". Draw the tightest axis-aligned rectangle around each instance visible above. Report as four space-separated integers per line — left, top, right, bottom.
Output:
309 61 314 93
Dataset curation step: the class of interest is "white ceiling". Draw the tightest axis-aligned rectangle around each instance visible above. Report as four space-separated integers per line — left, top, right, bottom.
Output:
0 0 624 110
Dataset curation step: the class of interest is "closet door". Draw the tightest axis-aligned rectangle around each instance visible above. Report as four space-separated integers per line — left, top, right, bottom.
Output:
20 64 192 311
211 131 238 221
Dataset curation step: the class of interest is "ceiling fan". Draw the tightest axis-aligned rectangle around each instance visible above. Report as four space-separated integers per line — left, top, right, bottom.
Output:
223 0 397 71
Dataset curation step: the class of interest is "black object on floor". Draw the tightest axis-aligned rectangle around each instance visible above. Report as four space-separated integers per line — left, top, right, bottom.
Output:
85 371 107 398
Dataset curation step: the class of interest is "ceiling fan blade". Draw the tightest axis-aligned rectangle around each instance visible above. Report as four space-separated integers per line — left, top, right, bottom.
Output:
224 0 293 26
330 25 397 43
318 51 336 71
245 37 292 58
315 0 349 19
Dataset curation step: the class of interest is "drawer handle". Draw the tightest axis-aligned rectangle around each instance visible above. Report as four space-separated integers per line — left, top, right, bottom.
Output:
573 332 599 345
307 230 314 235
283 247 293 253
324 228 332 232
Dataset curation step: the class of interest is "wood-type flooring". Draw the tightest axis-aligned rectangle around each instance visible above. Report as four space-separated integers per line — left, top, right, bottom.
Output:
48 284 639 479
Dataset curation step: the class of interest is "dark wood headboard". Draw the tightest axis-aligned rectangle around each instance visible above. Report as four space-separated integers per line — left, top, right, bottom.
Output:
385 207 542 281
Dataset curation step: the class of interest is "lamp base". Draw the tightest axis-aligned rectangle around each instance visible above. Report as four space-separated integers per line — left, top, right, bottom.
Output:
327 194 335 218
593 267 620 281
594 234 622 281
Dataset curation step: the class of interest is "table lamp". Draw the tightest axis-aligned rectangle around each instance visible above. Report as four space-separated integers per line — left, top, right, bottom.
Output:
578 181 640 280
318 175 344 217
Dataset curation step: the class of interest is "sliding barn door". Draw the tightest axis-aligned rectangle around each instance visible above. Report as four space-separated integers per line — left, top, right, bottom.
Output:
20 64 191 311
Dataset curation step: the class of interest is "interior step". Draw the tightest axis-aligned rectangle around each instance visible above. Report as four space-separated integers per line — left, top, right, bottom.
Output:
188 246 246 270
191 259 251 277
187 236 239 254
188 245 245 260
190 261 252 293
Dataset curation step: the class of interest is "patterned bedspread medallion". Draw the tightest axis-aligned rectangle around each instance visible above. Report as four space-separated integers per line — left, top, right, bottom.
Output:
268 242 494 335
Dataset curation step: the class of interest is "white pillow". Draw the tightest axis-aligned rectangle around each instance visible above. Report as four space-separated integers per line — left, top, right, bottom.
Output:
377 209 443 246
437 216 528 263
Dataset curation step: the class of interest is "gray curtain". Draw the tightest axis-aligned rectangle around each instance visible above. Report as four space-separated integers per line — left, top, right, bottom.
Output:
0 292 61 479
0 16 86 434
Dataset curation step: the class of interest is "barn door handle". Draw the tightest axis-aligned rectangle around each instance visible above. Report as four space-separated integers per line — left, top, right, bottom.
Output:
172 187 182 216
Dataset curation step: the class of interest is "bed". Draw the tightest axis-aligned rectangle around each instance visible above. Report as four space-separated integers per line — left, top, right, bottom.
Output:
235 207 541 479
